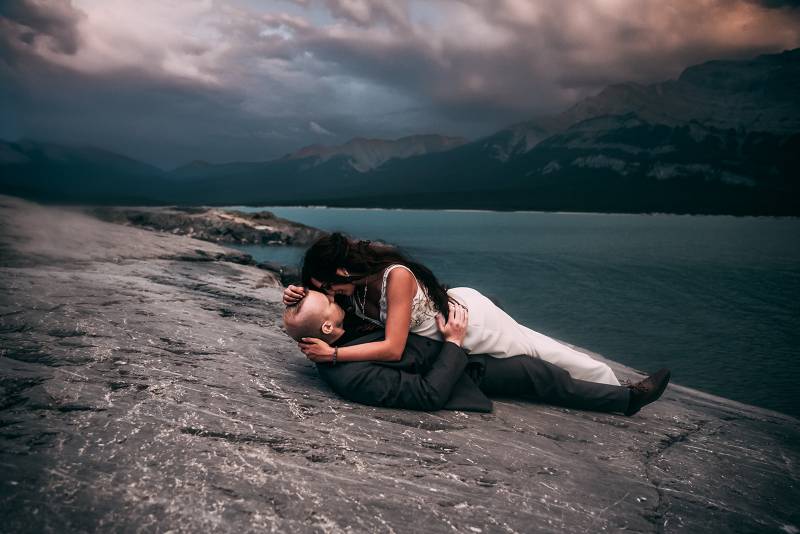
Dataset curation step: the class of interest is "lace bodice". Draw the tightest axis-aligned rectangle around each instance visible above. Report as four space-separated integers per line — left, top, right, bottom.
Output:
352 264 438 330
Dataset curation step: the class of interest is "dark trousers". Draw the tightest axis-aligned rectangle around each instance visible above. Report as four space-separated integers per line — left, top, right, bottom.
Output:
470 355 630 413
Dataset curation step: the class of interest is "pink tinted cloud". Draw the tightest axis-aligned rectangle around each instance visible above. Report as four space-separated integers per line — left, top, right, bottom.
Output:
2 0 799 165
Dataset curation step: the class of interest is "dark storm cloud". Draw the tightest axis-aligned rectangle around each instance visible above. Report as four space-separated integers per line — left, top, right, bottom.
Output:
748 0 800 7
1 0 799 166
261 4 574 126
1 52 368 167
0 0 83 57
271 0 800 127
0 1 376 166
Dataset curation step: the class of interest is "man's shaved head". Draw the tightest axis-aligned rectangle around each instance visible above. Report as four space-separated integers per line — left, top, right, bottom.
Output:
283 290 345 344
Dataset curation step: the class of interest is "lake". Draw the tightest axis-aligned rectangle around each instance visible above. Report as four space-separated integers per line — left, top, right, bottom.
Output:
229 206 800 418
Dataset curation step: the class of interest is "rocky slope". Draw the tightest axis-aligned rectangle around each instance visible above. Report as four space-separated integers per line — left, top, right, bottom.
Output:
0 139 169 204
86 205 326 246
484 48 800 161
1 195 798 533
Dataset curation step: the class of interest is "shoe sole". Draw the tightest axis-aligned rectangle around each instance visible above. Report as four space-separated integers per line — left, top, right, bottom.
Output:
626 369 671 416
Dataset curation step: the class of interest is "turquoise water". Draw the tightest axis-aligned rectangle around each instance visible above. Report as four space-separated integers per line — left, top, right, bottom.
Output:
230 207 800 418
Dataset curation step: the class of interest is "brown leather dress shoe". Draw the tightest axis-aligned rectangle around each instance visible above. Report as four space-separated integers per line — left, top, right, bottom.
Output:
625 368 671 416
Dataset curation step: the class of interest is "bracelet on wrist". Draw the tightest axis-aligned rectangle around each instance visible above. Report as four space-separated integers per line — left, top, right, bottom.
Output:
332 347 338 365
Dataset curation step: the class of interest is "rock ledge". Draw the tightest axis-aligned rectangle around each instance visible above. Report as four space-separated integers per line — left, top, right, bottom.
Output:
87 205 326 246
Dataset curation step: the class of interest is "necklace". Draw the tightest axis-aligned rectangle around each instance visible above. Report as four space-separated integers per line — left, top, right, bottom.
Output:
356 283 368 313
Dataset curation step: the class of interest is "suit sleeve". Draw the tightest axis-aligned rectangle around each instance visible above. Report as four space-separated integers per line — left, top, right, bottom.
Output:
317 342 468 411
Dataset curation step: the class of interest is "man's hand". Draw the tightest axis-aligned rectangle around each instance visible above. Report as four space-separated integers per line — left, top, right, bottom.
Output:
283 284 307 306
298 337 335 362
435 303 468 347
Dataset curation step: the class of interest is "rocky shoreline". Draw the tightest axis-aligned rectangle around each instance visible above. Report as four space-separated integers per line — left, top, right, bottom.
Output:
87 205 326 246
1 195 798 533
84 205 321 285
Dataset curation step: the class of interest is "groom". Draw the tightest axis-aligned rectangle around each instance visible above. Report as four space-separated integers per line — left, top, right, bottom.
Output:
284 290 670 415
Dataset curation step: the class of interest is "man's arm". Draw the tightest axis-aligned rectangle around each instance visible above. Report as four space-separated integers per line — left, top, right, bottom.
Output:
316 305 470 411
317 341 468 410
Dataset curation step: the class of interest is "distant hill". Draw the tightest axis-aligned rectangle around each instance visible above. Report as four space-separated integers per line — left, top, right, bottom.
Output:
294 48 800 214
0 140 169 204
480 48 800 162
1 49 798 214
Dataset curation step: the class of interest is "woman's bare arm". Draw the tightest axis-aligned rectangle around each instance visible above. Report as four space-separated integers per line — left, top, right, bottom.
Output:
299 268 416 363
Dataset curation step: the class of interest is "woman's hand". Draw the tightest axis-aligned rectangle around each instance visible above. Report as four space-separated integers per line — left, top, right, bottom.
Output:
283 284 307 306
298 337 335 362
435 303 469 347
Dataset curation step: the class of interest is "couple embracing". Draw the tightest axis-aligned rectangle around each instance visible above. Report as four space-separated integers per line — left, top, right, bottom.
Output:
283 233 670 415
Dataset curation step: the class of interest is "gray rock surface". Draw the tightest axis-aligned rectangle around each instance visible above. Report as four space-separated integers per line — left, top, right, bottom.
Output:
1 195 798 533
87 205 326 246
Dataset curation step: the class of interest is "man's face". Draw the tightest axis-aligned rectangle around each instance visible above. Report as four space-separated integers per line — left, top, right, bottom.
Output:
303 290 346 342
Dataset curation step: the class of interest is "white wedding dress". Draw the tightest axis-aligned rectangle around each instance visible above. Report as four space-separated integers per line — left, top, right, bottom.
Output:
353 264 620 386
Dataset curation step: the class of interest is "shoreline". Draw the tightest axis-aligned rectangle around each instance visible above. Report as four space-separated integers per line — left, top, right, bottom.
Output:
222 203 800 219
20 196 799 219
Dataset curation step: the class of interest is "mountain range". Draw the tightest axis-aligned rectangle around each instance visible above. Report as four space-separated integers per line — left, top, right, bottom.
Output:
1 49 798 215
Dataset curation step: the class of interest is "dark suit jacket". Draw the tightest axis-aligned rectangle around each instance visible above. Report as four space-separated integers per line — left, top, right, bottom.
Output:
315 331 493 412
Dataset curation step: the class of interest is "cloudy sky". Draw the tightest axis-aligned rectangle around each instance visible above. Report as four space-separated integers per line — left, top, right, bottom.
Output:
2 0 799 167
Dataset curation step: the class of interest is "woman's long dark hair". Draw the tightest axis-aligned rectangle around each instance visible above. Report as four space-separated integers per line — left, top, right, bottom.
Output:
301 232 450 317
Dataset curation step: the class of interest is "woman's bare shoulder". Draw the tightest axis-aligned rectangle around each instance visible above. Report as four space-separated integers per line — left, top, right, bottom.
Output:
386 264 414 279
385 265 417 294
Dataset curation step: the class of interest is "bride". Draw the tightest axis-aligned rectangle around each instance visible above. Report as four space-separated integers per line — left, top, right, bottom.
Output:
283 232 620 386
